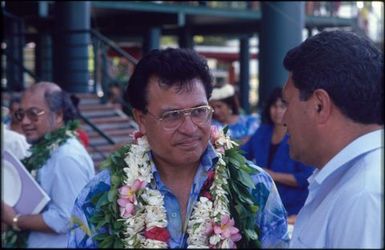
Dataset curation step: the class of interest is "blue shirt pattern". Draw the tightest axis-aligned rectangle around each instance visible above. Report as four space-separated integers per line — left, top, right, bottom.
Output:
68 143 289 248
241 124 314 215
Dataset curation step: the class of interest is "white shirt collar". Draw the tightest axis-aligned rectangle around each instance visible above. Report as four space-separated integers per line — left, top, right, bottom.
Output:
313 129 383 185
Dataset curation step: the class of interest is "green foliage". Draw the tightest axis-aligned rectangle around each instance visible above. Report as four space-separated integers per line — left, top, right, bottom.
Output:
22 120 80 172
89 144 129 248
223 139 261 248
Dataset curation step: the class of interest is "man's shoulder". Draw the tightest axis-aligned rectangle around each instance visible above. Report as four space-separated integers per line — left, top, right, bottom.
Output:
75 169 112 204
54 137 93 160
246 160 274 189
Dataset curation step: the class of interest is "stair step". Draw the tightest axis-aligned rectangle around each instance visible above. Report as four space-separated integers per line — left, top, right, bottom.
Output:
88 129 134 138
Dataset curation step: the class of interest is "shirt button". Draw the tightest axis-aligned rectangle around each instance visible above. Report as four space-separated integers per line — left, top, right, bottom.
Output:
171 212 177 218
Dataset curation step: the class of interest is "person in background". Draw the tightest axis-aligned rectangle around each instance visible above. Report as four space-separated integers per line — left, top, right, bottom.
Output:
2 106 30 160
282 30 383 248
209 83 260 145
7 96 24 135
241 87 314 224
1 82 95 248
68 48 289 248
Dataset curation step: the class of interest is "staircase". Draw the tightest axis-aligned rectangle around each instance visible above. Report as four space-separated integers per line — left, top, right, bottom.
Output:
71 93 139 171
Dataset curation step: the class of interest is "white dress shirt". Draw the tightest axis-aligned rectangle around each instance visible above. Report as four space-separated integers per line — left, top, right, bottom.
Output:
27 137 95 248
290 129 383 248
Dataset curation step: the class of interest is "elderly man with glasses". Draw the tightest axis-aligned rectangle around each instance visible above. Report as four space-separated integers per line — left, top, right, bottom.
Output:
68 48 289 248
1 82 95 248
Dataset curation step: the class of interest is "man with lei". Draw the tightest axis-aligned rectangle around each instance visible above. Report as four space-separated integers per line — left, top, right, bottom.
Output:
1 82 95 248
68 48 289 248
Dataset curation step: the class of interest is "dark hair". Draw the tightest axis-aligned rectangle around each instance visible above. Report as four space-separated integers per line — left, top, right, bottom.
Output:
283 30 383 125
125 48 213 112
45 90 77 124
217 95 240 115
262 87 283 125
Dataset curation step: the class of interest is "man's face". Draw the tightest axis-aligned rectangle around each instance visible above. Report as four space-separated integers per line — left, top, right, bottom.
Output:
135 77 212 168
20 90 57 144
282 74 315 165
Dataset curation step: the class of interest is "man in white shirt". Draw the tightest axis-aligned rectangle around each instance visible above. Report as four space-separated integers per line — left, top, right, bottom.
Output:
282 30 383 248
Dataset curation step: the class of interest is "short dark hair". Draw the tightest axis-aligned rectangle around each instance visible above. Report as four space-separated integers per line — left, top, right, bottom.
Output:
125 48 213 112
283 30 383 125
45 90 77 124
263 87 283 125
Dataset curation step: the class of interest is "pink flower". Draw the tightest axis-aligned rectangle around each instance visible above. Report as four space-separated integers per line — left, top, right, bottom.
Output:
117 179 146 218
210 126 221 144
212 215 242 244
118 179 146 203
117 198 134 218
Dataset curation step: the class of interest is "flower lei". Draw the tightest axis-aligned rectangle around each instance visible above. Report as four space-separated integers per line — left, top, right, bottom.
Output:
1 120 80 248
91 126 261 248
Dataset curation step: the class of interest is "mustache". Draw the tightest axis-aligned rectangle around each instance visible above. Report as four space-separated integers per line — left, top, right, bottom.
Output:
174 136 201 144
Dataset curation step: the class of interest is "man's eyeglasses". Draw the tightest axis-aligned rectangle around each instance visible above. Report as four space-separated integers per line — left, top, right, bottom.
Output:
146 105 213 131
14 108 45 122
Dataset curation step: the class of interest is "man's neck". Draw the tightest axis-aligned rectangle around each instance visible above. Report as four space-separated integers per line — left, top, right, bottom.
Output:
317 122 382 169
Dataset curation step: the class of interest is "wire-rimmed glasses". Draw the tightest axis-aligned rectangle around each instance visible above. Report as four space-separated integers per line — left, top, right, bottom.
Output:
14 108 46 122
146 105 213 131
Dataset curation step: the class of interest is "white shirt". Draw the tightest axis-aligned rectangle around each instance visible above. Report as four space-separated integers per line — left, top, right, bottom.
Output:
2 125 30 159
290 129 383 248
27 137 95 248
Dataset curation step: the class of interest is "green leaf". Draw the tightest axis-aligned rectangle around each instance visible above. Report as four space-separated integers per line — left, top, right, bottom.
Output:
107 188 117 202
236 170 256 188
113 238 124 248
110 174 121 186
99 236 113 248
95 192 109 209
245 228 259 240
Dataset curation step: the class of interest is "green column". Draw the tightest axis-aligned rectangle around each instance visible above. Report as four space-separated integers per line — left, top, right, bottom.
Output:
239 35 251 113
35 32 52 82
5 17 24 91
53 1 90 93
35 1 52 82
258 2 304 109
143 27 161 55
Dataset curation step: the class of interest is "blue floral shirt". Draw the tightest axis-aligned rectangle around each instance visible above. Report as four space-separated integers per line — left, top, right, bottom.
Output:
67 143 289 248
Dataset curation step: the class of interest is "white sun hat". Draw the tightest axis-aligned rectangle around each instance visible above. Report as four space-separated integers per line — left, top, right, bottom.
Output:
210 84 235 101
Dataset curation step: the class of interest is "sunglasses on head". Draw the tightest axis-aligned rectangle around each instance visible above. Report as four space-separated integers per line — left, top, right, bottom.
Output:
14 108 45 122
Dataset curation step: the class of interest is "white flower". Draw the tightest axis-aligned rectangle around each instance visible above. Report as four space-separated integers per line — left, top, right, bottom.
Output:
209 235 221 245
143 239 168 248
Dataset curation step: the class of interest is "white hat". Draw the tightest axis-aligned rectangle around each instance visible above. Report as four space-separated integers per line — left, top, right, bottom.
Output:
210 84 235 101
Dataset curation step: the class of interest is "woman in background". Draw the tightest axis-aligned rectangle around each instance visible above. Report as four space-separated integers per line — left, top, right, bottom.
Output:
209 83 260 145
241 87 314 223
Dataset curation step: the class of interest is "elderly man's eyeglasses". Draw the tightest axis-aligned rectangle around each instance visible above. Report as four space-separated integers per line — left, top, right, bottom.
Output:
14 108 45 122
146 105 213 131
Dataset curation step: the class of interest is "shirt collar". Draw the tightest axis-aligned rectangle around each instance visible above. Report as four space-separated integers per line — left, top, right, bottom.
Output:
313 128 383 185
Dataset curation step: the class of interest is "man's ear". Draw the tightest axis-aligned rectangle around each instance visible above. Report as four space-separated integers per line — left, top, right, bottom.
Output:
313 89 332 124
55 110 64 127
133 108 146 134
